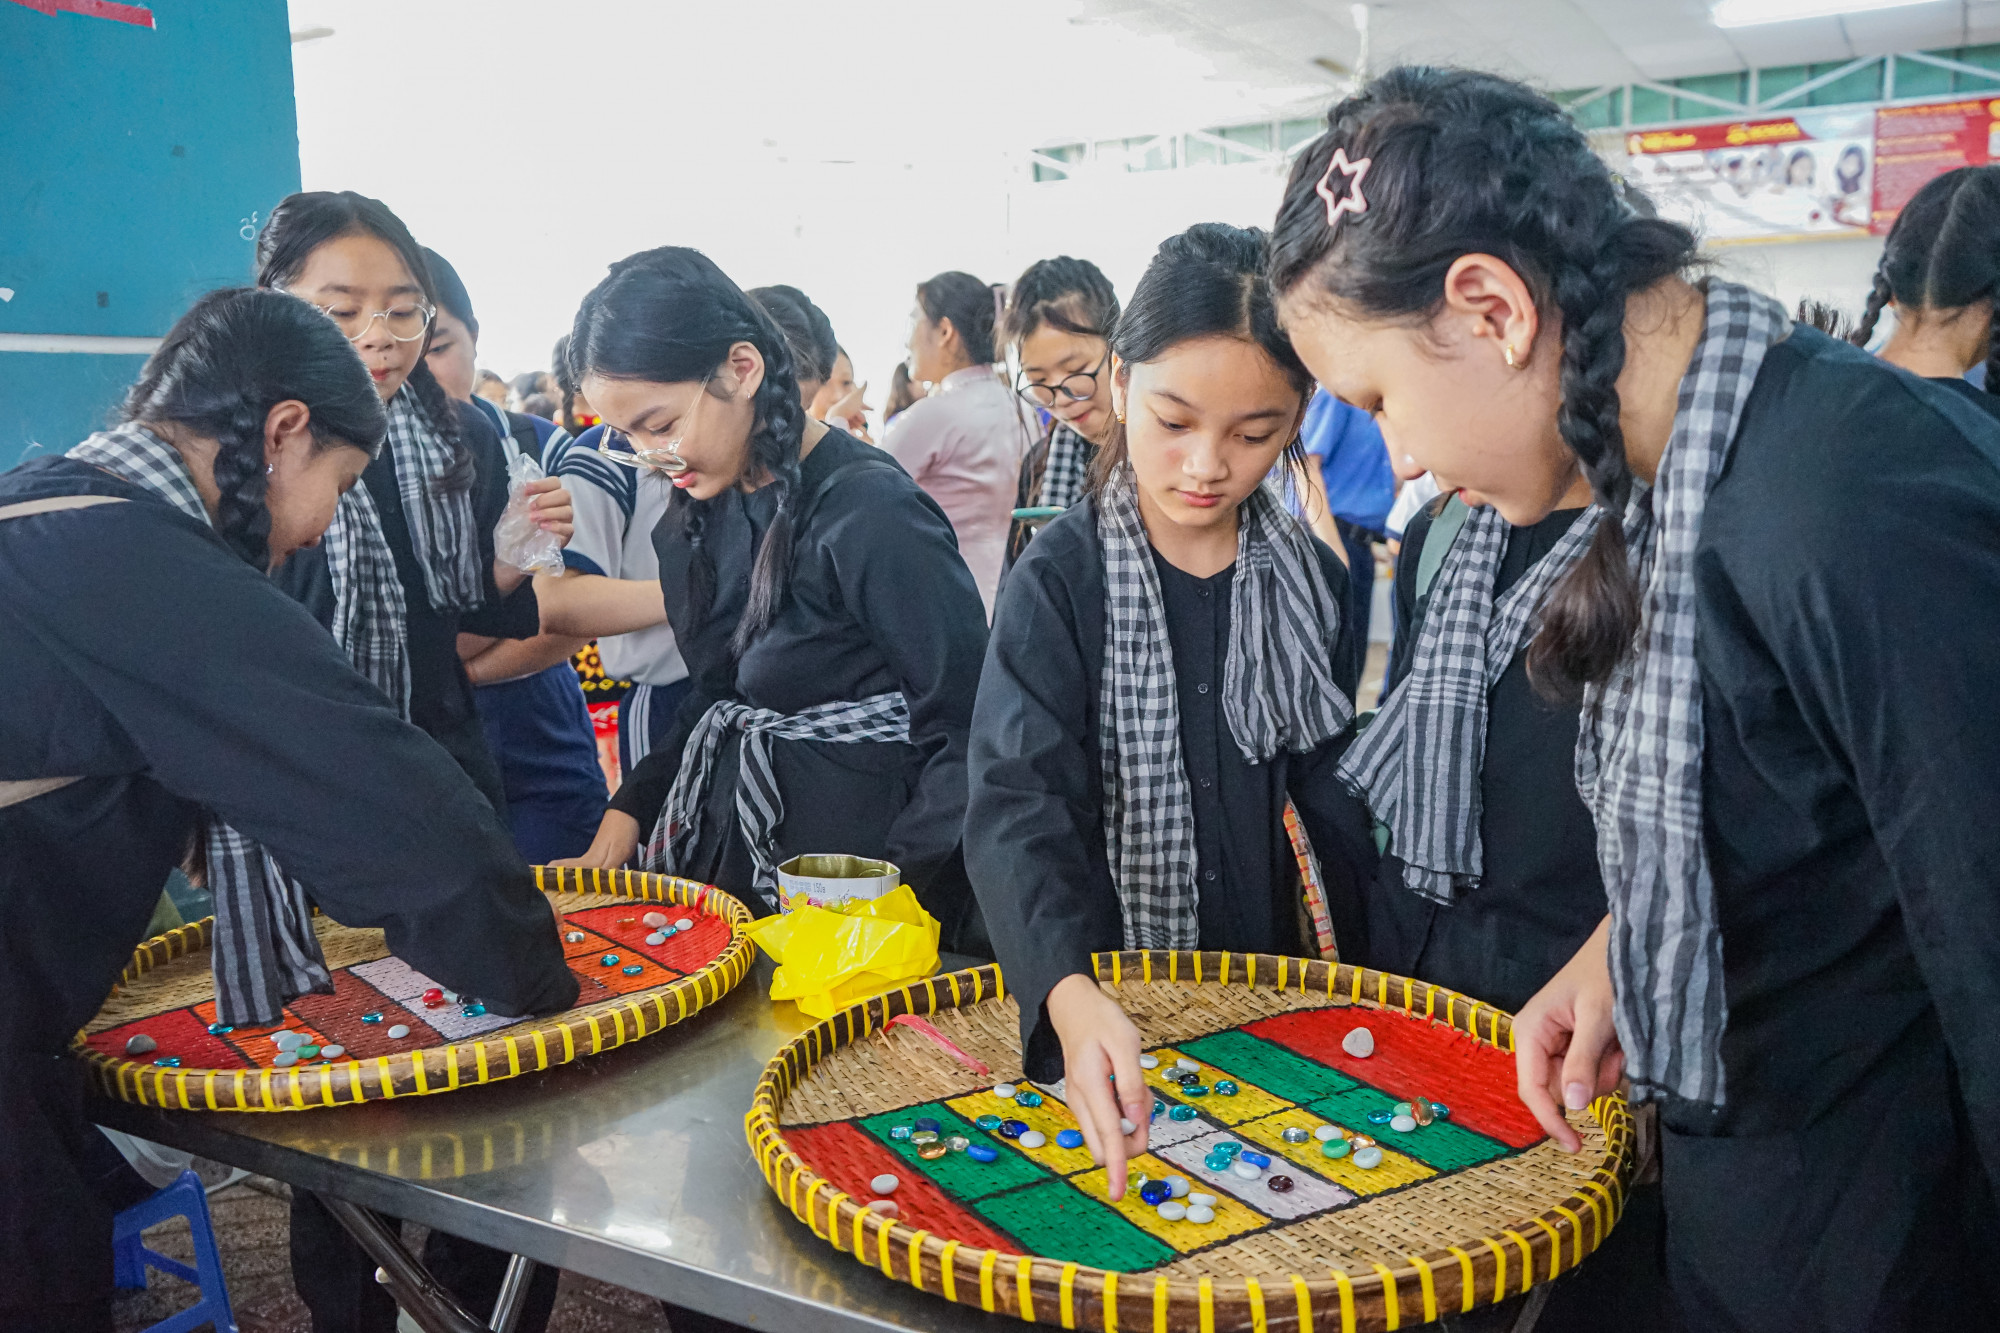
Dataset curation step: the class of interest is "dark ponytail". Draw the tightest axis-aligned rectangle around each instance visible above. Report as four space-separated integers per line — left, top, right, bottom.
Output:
1848 164 2000 394
1090 222 1313 493
569 247 808 655
253 190 473 491
121 287 387 567
748 284 838 386
916 270 1000 366
1270 66 1700 691
1002 255 1120 347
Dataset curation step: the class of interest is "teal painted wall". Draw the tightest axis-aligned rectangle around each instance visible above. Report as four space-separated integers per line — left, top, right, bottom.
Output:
0 0 301 462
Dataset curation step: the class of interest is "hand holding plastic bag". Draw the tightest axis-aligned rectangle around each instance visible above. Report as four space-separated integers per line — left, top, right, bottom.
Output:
494 452 567 576
743 885 941 1019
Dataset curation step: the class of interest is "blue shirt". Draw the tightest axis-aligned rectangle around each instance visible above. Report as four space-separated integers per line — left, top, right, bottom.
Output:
1301 390 1394 533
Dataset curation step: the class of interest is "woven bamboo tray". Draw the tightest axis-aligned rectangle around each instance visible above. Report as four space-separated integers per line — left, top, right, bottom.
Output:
76 867 754 1112
747 952 1635 1333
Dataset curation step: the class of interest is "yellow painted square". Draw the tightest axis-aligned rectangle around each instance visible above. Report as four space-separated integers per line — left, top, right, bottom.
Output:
1069 1152 1269 1250
946 1089 1099 1175
1143 1046 1292 1126
1232 1108 1436 1197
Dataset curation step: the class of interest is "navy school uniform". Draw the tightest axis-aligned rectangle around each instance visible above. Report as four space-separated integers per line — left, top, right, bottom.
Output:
964 499 1363 1083
0 457 577 1328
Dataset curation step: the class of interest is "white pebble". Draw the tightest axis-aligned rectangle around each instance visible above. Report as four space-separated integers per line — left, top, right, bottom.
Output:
564 931 586 943
1189 1192 1217 1208
124 1034 157 1056
1342 1026 1375 1058
444 991 459 1003
387 1025 411 1039
1138 1054 1159 1069
1019 1130 1047 1149
674 918 693 930
1175 1058 1201 1073
643 911 668 927
1166 1175 1190 1198
870 1173 899 1196
867 1199 899 1217
1314 1124 1341 1142
273 1051 298 1067
1119 1118 1137 1136
1230 1161 1261 1180
1185 1204 1216 1224
1353 1146 1384 1169
320 1044 346 1059
993 1083 1017 1099
646 932 666 945
1157 1201 1187 1221
272 1031 303 1051
1390 1114 1417 1133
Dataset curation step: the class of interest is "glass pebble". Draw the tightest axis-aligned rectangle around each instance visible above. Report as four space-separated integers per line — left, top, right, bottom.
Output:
1321 1138 1351 1159
1166 1175 1190 1198
153 1056 182 1067
1183 1084 1209 1097
966 1143 999 1162
1189 1192 1217 1208
1139 1180 1171 1206
1152 1099 1165 1118
1430 1102 1451 1120
889 1126 913 1141
1392 1101 1413 1116
272 1031 303 1051
1166 1068 1197 1085
992 1083 1017 1099
1131 1173 1149 1187
867 1199 898 1217
1157 1200 1187 1222
1350 1134 1376 1149
1018 1130 1047 1149
1057 1129 1085 1149
1268 1174 1295 1194
420 987 445 1008
273 1052 298 1067
1390 1114 1417 1133
1239 1149 1271 1169
1118 1118 1137 1136
946 1136 970 1153
387 1024 411 1039
1282 1127 1311 1144
660 924 678 937
1213 1080 1239 1096
1215 1141 1242 1158
975 1115 1002 1131
206 1023 234 1035
296 1045 321 1058
1185 1204 1216 1225
871 1173 899 1195
320 1044 345 1058
910 1130 939 1145
1014 1090 1044 1108
124 1034 156 1056
360 1013 383 1025
1168 1105 1197 1122
463 1003 487 1017
1366 1109 1395 1125
643 911 668 928
675 918 693 930
1175 1058 1201 1072
1353 1145 1385 1169
564 931 585 944
1138 1054 1159 1069
914 1117 941 1133
995 1121 1024 1140
918 1142 948 1160
599 953 619 967
1413 1100 1435 1126
444 991 459 1003
622 964 644 976
1230 1161 1261 1180
1313 1125 1342 1142
1204 1153 1232 1172
646 932 667 946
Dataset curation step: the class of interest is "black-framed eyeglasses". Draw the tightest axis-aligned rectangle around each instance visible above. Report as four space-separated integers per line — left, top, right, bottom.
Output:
1015 352 1109 410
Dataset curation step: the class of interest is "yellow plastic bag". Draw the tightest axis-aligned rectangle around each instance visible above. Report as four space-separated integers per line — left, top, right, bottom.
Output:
742 884 940 1019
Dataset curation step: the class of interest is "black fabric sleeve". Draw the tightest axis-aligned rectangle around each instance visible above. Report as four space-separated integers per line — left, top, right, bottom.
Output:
965 516 1119 1072
4 503 578 1018
456 399 542 641
819 468 989 892
1385 502 1436 694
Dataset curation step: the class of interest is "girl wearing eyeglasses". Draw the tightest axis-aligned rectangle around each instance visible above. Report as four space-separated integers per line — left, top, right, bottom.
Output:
1001 256 1120 567
555 248 992 957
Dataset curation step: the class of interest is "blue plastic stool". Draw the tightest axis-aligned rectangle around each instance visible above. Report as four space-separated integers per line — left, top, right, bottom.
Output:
111 1169 239 1333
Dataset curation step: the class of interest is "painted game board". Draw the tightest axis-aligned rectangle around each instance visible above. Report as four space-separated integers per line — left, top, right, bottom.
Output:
78 871 755 1110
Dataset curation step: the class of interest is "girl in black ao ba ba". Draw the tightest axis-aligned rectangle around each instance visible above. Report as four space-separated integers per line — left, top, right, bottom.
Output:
1269 66 2000 1332
967 223 1361 1199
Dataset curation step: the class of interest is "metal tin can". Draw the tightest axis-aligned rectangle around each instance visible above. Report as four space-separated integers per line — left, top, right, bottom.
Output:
774 854 901 914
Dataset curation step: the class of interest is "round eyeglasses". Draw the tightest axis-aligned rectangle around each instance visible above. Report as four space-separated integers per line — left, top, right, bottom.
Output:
311 301 436 344
1016 352 1109 410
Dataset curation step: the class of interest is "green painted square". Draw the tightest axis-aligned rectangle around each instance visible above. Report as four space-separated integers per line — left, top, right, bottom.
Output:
1305 1089 1511 1172
1177 1030 1360 1104
973 1180 1177 1272
858 1102 1048 1201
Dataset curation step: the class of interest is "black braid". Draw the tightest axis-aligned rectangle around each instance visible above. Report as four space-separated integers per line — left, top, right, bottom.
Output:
207 395 277 566
1850 266 1894 348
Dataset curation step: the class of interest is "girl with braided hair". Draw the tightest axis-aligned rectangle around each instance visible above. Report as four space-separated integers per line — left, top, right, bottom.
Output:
556 248 991 954
1001 254 1121 566
1271 66 2000 1331
0 288 576 1330
1853 165 2000 419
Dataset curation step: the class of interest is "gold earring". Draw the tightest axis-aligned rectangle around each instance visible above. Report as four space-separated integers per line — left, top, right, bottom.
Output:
1115 410 1126 424
1503 344 1520 369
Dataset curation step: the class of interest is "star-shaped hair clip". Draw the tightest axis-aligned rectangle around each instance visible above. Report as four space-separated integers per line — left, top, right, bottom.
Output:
1315 147 1372 230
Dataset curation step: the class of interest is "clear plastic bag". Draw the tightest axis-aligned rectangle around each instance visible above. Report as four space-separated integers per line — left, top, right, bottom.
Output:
493 451 566 577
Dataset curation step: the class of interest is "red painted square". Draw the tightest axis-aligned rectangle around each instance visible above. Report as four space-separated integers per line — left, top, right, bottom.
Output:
1246 1006 1546 1148
86 1006 253 1069
288 973 441 1060
785 1121 1018 1254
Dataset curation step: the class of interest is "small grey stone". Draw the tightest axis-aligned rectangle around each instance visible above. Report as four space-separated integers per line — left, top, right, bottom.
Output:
124 1034 157 1056
387 1024 411 1039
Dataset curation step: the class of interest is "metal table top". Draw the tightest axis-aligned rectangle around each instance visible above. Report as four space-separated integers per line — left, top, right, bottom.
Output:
93 954 1019 1333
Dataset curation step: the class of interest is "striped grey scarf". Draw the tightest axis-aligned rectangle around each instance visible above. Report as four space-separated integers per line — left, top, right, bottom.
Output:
642 692 911 909
1097 464 1353 948
1577 279 1790 1108
385 385 484 612
1339 501 1600 903
1036 423 1093 510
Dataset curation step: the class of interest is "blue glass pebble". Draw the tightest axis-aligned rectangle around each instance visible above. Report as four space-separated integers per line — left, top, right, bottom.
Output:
1056 1129 1085 1149
1139 1180 1172 1206
1168 1104 1198 1122
914 1117 941 1133
1183 1084 1209 1097
889 1126 913 1141
206 1023 233 1035
1215 1141 1243 1158
1152 1099 1165 1119
360 1013 383 1024
1367 1109 1395 1125
1239 1149 1272 1169
463 1003 487 1017
154 1056 182 1067
1014 1090 1044 1108
1204 1152 1232 1172
998 1119 1029 1140
1213 1079 1239 1096
1431 1102 1451 1119
975 1114 1002 1131
600 953 619 966
622 964 643 975
966 1143 999 1162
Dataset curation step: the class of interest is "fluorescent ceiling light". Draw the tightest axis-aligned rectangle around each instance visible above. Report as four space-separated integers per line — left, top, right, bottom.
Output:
1712 0 1940 28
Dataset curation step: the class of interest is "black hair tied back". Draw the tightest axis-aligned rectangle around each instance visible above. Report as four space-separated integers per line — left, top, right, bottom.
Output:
1849 164 2000 395
1270 67 1701 692
122 286 388 568
1002 255 1121 347
569 247 808 655
916 270 1000 366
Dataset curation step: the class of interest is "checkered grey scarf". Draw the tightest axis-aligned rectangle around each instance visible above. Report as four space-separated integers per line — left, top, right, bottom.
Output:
1096 464 1353 948
385 385 483 612
1339 501 1601 903
1036 423 1093 510
1577 279 1790 1109
642 692 911 908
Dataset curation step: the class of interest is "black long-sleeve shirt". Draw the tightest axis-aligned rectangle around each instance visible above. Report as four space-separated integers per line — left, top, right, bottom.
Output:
0 458 578 1057
608 428 989 928
966 500 1364 1080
